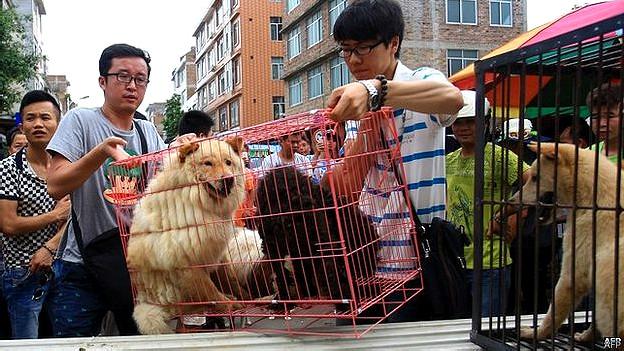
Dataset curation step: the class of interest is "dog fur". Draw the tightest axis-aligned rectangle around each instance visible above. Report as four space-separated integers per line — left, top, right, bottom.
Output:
255 166 378 310
127 137 251 334
512 143 624 341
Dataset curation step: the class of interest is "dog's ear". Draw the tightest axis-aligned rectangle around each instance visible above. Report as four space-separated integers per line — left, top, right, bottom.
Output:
178 142 200 163
540 143 557 161
531 142 557 161
527 142 539 153
225 136 244 155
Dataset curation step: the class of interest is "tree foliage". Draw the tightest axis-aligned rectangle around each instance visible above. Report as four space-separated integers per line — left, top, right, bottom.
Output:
163 94 183 141
0 7 40 114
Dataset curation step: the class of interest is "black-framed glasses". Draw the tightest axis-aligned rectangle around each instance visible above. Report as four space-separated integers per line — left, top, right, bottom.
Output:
103 72 149 87
32 270 53 301
338 41 384 58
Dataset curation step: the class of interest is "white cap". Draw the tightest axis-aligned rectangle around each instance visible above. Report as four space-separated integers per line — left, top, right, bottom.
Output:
456 90 491 119
504 118 533 139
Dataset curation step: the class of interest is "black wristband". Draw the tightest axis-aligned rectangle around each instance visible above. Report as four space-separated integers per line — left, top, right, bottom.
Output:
375 74 388 110
42 244 56 257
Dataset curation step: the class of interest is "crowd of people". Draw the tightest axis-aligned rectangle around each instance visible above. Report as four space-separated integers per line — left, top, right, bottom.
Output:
0 0 621 341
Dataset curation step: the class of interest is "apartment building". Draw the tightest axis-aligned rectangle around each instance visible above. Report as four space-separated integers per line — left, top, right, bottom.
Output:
13 0 47 91
171 47 198 111
192 0 285 132
283 0 526 114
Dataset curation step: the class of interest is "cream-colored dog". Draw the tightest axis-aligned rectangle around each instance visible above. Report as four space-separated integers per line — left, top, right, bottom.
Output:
513 143 623 341
127 137 251 335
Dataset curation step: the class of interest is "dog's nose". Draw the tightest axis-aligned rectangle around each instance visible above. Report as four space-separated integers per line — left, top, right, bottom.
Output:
220 176 235 196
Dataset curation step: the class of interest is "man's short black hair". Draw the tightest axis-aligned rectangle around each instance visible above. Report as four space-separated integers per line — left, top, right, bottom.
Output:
333 0 405 59
586 82 622 109
178 110 215 136
559 116 596 144
19 90 61 118
99 43 152 77
7 126 24 146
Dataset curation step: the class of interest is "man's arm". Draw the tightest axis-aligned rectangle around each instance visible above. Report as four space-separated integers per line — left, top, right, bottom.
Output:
321 118 380 199
0 197 69 237
328 79 463 123
47 137 127 200
30 221 67 272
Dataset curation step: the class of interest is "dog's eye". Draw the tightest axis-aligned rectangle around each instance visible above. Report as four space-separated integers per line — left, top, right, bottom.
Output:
531 175 537 181
203 160 213 167
225 159 232 166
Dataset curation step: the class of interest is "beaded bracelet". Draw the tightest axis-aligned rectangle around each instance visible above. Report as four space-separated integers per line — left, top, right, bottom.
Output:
374 74 388 110
42 244 56 257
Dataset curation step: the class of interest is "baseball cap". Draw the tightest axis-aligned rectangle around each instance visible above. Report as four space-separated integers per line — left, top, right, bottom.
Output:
456 90 491 119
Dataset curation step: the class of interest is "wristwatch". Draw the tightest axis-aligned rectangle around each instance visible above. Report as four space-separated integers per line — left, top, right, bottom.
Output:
358 80 380 111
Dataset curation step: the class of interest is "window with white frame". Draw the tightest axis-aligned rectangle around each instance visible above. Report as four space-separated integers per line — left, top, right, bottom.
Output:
225 69 231 92
330 56 350 89
224 31 231 55
229 99 240 127
199 86 207 108
273 96 285 119
271 57 284 80
219 106 228 131
307 66 323 99
446 0 477 24
287 0 300 13
196 23 206 50
217 36 225 61
329 0 347 33
197 55 207 80
218 71 226 95
287 27 301 58
288 76 303 106
233 57 240 86
270 17 282 41
306 11 322 48
231 20 240 48
215 2 222 27
490 0 512 26
230 0 239 10
447 49 478 76
208 79 217 101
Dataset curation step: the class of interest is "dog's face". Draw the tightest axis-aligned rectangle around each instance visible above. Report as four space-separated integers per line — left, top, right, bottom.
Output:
177 137 246 213
510 143 578 221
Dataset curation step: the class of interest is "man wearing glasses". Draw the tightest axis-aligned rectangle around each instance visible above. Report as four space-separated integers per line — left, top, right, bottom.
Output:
323 0 463 323
46 44 166 337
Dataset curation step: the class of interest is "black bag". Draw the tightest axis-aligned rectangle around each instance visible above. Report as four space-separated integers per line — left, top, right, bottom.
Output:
416 217 472 320
68 121 149 336
381 127 472 320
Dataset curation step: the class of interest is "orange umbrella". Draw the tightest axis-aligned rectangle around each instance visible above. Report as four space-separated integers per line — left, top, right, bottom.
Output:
449 0 624 112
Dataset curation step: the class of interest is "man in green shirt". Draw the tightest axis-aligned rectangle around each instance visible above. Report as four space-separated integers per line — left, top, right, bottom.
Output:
587 83 623 165
446 90 529 317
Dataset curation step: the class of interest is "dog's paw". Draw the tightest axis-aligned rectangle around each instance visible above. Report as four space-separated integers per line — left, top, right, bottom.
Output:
574 328 594 343
519 326 538 340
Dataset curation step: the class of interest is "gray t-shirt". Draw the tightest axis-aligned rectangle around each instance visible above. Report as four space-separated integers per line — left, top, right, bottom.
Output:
47 107 165 263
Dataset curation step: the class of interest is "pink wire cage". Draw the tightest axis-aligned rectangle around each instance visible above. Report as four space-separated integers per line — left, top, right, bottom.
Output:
108 108 423 337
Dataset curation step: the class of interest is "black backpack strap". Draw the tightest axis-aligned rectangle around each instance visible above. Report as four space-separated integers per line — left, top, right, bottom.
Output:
377 125 426 235
15 147 25 171
133 121 148 154
71 207 86 254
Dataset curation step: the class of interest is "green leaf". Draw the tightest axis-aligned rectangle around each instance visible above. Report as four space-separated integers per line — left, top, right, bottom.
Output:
0 7 42 114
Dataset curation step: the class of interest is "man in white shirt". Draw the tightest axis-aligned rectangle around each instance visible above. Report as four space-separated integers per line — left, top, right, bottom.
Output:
260 132 311 176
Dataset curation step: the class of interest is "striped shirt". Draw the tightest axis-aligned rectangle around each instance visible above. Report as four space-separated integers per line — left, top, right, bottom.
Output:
347 62 456 274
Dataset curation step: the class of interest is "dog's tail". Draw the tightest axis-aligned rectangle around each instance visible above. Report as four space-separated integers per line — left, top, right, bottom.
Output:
133 303 174 335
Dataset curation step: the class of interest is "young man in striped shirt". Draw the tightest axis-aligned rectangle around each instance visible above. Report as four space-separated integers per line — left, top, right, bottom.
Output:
324 0 463 322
